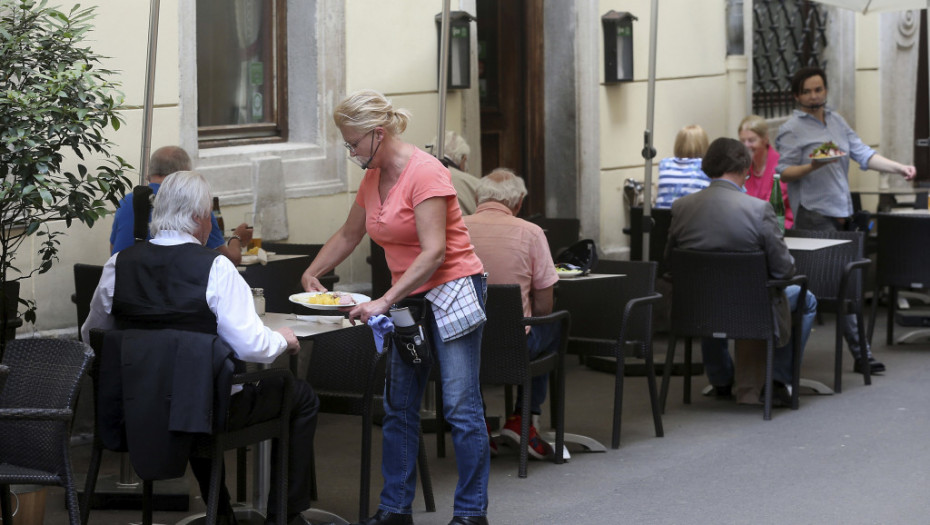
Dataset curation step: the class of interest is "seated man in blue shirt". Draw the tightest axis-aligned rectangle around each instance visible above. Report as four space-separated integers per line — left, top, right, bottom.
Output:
109 145 251 265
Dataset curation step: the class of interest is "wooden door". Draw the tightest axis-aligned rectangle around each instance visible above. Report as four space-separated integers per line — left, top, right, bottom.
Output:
476 0 545 215
915 10 929 183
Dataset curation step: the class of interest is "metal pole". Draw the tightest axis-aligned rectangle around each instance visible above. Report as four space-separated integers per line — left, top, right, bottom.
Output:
436 0 452 161
138 0 161 185
641 0 659 261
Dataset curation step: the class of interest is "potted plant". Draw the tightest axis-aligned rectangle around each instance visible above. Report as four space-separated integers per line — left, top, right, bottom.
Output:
0 0 132 357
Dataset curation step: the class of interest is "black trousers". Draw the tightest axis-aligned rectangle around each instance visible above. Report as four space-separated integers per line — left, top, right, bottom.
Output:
190 376 320 521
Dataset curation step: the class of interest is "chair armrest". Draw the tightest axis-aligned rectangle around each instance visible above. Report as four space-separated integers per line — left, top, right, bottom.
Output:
767 274 807 290
618 292 663 347
838 258 871 304
522 309 570 328
0 408 73 421
231 367 294 387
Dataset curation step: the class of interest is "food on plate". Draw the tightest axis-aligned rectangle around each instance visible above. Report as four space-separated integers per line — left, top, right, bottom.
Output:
555 263 582 275
809 141 844 159
246 246 260 255
303 292 356 306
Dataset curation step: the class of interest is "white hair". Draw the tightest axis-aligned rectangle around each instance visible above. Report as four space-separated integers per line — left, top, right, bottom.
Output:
149 171 212 236
437 130 470 166
475 168 527 209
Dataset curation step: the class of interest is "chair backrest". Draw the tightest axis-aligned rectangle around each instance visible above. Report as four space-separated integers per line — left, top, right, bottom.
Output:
2 280 20 345
240 255 313 314
73 263 104 341
669 249 774 341
369 239 392 299
0 338 93 474
305 324 385 415
627 207 672 274
259 242 339 296
480 285 533 385
527 217 581 259
591 260 657 344
875 213 930 288
555 271 634 344
0 364 8 397
786 229 864 302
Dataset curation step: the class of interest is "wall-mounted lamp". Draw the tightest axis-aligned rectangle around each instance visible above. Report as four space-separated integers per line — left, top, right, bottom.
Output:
435 11 475 90
602 10 637 83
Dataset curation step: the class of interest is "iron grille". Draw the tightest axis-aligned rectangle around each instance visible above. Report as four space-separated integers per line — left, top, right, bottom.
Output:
752 0 829 118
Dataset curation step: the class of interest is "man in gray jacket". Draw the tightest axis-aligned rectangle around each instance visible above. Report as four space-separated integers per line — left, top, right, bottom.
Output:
666 137 817 405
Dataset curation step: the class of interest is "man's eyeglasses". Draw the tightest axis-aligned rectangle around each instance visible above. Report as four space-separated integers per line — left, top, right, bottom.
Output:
344 130 373 153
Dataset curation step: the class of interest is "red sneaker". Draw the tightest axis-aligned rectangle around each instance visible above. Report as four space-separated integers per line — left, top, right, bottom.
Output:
500 414 553 460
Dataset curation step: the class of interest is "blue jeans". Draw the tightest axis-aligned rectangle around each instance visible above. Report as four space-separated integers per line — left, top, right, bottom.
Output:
702 285 818 386
380 275 489 517
514 322 561 415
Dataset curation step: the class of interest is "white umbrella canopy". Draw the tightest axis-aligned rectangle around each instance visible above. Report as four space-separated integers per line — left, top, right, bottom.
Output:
813 0 929 14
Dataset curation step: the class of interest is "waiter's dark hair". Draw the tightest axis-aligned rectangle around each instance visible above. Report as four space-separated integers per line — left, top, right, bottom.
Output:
701 137 751 179
791 67 827 97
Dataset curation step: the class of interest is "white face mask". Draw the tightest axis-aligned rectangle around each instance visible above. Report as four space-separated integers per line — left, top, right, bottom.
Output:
348 155 366 169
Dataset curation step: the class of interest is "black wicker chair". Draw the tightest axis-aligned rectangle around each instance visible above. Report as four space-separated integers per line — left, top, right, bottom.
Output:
660 249 807 420
71 264 103 342
82 329 293 525
526 216 581 259
867 213 930 346
304 324 435 521
562 260 664 449
480 284 569 478
625 207 673 276
0 338 94 525
261 242 340 293
786 229 871 392
0 364 7 394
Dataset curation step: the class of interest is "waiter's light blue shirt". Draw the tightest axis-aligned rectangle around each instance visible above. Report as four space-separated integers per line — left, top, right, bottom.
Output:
110 182 224 254
775 108 876 218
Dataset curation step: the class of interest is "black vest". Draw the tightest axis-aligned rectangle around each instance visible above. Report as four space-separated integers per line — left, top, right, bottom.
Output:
113 242 221 334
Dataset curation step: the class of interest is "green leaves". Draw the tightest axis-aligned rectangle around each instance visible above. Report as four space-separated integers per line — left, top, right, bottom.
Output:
0 0 133 328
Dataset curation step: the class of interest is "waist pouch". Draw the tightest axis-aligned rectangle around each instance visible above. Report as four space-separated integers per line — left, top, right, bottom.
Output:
389 297 434 367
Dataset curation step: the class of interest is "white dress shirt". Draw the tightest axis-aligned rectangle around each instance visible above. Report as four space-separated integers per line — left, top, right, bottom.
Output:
81 231 287 363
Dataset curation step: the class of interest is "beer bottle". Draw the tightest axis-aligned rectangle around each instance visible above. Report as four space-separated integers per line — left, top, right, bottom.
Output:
212 197 225 232
770 174 786 235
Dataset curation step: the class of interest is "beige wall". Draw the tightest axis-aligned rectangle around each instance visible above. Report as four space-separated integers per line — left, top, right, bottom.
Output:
13 1 900 334
598 0 730 255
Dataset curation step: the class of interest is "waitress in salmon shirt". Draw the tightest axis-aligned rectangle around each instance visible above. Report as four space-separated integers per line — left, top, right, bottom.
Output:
301 90 489 525
739 114 794 229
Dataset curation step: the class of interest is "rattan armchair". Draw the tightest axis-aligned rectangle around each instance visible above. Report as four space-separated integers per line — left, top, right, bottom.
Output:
660 249 807 420
304 324 435 521
82 329 293 525
480 284 569 478
0 338 94 525
786 229 871 391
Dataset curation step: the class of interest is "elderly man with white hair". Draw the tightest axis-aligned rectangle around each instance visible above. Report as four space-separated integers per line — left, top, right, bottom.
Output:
463 168 560 459
83 171 319 525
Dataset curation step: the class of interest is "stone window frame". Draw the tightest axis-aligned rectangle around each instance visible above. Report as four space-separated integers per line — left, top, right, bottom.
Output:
178 0 346 207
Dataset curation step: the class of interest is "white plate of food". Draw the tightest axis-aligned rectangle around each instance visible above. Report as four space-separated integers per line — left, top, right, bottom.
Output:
289 291 371 310
809 141 845 161
556 267 584 279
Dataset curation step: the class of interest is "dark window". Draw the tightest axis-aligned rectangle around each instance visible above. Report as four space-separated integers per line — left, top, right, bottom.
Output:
196 0 288 147
752 0 828 118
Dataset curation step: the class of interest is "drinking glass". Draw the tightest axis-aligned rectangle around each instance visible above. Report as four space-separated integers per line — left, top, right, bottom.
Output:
244 211 263 251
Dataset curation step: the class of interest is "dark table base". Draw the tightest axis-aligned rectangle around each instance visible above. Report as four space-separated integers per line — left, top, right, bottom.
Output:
78 474 190 511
